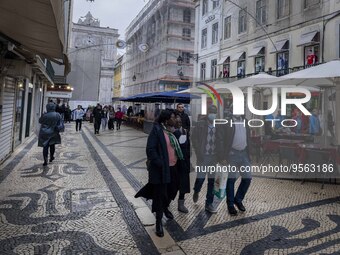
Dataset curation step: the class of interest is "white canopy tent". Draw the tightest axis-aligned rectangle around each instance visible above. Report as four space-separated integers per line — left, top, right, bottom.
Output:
260 60 340 145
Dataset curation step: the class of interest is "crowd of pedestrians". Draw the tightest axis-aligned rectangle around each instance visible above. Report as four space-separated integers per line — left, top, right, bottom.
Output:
136 103 252 237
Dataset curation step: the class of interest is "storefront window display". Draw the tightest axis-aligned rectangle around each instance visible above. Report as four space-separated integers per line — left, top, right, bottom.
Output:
304 45 319 67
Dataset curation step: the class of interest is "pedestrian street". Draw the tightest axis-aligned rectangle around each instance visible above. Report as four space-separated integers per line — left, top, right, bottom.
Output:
0 123 339 255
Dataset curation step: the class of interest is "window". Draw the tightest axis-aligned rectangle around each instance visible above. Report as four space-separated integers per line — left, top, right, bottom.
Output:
238 8 247 34
183 9 191 23
277 0 289 18
213 0 219 9
211 59 217 79
220 58 230 78
224 16 231 39
256 0 266 25
237 53 246 78
305 0 320 8
276 51 289 76
202 0 208 16
201 28 207 48
201 62 206 80
255 56 265 73
212 22 219 44
304 45 319 67
182 52 191 64
183 28 191 41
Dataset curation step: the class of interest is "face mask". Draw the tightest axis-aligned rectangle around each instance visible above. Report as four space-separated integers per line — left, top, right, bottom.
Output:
208 113 217 121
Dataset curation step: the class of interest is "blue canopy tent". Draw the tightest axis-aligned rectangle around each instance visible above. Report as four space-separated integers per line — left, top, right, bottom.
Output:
120 90 197 103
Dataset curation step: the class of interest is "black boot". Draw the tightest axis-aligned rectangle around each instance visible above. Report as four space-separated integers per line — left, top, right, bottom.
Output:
49 156 55 163
43 157 48 166
155 219 164 237
164 208 174 220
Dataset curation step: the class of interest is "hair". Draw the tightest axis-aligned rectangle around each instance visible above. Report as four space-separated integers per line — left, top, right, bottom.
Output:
177 103 183 108
157 109 172 124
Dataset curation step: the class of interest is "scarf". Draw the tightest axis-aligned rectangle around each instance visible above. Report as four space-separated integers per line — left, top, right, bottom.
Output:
162 124 184 160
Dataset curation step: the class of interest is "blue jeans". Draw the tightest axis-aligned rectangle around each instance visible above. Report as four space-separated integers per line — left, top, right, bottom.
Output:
193 154 216 206
226 149 252 207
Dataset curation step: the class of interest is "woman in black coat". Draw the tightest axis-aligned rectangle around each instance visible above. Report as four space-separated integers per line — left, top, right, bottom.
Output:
173 112 190 213
38 103 62 166
135 109 183 237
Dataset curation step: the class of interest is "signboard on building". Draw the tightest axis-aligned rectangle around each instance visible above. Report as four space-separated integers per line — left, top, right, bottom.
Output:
45 91 73 99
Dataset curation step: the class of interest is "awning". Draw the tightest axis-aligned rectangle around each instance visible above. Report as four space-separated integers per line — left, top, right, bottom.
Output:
0 0 66 62
231 52 245 62
248 46 265 57
297 31 319 47
270 39 289 53
217 56 230 65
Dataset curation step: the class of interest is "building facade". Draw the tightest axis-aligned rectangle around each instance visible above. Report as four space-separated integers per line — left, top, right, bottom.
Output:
67 12 119 106
0 0 71 163
194 0 340 82
113 55 123 99
122 0 195 97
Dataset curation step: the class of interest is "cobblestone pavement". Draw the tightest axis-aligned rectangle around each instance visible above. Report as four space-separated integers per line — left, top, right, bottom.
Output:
0 122 339 255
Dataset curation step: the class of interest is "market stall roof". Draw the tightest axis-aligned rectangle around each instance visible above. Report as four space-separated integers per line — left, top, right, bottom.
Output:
120 91 198 103
261 60 340 87
0 0 69 69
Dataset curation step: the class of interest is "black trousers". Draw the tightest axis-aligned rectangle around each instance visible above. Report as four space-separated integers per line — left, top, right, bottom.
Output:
76 119 82 131
116 119 122 130
43 144 55 162
94 119 101 134
108 118 115 130
152 165 178 218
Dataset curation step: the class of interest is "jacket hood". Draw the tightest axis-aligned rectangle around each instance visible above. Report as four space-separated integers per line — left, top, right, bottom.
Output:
46 103 56 112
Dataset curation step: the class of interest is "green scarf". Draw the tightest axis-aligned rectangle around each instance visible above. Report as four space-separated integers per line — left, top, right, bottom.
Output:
162 125 184 160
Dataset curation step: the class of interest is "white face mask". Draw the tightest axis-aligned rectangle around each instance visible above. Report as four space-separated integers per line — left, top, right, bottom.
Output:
208 113 217 121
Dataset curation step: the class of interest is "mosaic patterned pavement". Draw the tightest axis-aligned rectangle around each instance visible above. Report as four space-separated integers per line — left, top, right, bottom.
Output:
0 122 339 254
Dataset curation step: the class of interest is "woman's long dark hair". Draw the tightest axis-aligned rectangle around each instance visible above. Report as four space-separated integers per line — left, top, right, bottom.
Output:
156 109 172 124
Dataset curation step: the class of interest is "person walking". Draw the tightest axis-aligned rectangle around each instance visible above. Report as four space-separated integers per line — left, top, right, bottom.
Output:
220 113 252 216
135 109 183 237
174 112 190 213
101 106 109 131
92 104 102 135
108 106 115 130
176 103 190 132
38 103 62 166
192 105 223 213
75 105 84 132
115 108 124 130
64 105 72 123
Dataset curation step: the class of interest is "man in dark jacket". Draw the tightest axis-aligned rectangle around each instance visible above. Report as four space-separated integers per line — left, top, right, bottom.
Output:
92 104 102 134
218 113 252 216
191 105 224 213
38 103 62 166
176 103 190 132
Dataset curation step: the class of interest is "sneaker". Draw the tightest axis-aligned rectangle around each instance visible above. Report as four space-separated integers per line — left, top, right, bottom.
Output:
235 201 246 212
205 204 217 214
228 206 238 216
193 192 199 203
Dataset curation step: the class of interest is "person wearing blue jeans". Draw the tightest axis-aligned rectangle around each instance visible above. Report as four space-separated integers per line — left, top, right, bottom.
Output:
226 149 252 215
193 154 216 209
219 113 252 216
192 105 224 213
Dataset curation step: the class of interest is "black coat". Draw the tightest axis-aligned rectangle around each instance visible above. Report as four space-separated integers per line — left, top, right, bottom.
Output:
174 128 190 194
146 123 171 184
38 103 62 147
178 111 190 131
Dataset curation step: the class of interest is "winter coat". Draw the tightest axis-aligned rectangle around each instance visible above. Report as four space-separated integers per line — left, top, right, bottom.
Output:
38 103 62 147
146 123 171 184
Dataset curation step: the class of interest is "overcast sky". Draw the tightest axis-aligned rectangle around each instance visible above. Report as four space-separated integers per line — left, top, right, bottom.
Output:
72 0 148 38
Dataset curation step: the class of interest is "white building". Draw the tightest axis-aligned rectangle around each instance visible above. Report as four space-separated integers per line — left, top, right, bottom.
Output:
122 0 195 97
67 12 119 106
194 0 340 82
